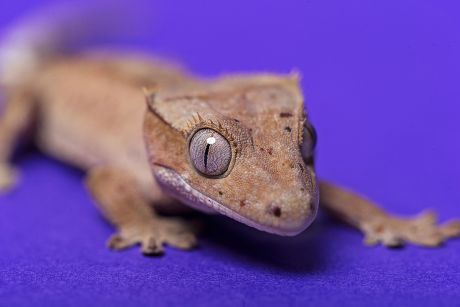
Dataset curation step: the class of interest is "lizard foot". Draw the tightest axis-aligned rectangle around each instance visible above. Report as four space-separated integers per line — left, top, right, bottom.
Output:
362 211 460 248
107 216 198 255
0 163 18 192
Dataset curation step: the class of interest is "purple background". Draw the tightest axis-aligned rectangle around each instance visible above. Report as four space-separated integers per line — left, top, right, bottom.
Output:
1 0 460 306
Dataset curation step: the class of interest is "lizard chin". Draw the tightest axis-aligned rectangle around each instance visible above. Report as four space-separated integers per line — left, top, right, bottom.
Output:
152 166 312 236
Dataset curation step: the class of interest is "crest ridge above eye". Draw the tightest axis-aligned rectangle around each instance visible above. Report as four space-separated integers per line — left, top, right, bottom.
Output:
143 85 159 109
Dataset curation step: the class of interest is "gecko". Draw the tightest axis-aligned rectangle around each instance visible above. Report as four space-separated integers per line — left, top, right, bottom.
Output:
0 4 459 256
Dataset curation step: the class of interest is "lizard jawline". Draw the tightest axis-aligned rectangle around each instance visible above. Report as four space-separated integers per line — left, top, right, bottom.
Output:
153 166 305 236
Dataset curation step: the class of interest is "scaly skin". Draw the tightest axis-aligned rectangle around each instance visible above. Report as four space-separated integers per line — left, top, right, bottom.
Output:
0 52 459 255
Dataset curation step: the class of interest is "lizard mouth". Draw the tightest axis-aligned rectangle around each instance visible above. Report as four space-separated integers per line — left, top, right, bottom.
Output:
153 166 307 236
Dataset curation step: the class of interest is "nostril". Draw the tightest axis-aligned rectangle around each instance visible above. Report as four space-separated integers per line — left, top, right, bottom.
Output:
267 202 284 218
267 205 282 217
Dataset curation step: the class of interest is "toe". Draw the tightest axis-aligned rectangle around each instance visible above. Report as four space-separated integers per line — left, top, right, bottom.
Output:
107 233 136 250
363 235 379 246
361 212 460 249
413 211 437 226
381 231 404 247
141 237 164 256
439 220 460 238
0 164 18 192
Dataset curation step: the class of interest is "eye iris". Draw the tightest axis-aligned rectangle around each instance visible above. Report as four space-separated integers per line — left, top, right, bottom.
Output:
189 129 232 176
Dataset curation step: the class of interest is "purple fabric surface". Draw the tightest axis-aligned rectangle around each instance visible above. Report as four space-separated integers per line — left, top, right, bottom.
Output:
1 0 460 306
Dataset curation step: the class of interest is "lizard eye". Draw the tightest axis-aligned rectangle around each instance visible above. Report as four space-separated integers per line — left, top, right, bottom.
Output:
189 128 232 177
301 123 317 164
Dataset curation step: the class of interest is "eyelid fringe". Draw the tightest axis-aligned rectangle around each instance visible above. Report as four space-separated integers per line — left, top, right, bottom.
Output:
182 113 235 143
182 112 240 158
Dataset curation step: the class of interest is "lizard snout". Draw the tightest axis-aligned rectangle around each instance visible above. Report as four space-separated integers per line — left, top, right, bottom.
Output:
259 190 318 236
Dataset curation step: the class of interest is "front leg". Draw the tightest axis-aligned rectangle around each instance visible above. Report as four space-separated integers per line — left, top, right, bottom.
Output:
85 167 198 255
320 181 460 247
0 89 36 191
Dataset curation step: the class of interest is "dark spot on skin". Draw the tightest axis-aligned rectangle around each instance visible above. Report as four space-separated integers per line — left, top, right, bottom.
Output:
289 163 295 169
279 112 293 118
298 163 304 173
267 147 273 155
260 147 265 152
240 200 247 207
234 119 240 123
218 191 223 196
269 93 277 99
300 187 305 192
284 126 291 132
273 207 282 217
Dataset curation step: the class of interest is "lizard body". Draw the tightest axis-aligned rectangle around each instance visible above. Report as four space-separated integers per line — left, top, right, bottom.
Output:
1 5 459 255
29 55 189 207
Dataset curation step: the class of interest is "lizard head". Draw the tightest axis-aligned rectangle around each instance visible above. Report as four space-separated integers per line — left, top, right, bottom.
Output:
143 74 318 236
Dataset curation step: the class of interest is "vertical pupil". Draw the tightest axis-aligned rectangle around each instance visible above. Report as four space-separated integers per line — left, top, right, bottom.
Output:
204 143 210 169
204 136 216 169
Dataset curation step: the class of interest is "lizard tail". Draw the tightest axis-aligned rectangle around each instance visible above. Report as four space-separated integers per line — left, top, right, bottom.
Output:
0 1 148 87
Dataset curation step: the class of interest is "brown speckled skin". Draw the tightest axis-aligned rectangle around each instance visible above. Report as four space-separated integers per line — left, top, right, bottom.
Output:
1 52 459 255
144 74 318 235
